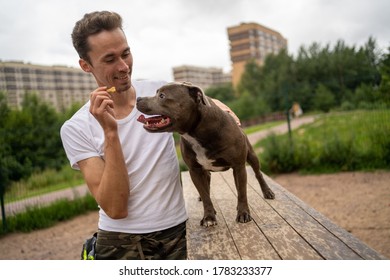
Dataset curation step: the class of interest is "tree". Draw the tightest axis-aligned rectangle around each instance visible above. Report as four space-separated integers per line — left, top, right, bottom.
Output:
235 36 387 115
0 92 10 125
1 93 68 181
237 59 262 99
379 46 390 105
312 84 335 112
228 90 270 120
205 83 235 103
360 37 382 87
260 49 295 112
0 92 25 183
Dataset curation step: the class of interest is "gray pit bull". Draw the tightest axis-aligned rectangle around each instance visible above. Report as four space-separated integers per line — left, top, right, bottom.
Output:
136 82 275 227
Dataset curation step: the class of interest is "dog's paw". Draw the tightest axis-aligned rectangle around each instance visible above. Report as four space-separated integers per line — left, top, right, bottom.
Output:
263 189 275 200
236 212 252 223
200 216 218 227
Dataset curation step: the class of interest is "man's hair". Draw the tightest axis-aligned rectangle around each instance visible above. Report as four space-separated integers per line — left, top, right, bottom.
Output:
71 11 123 63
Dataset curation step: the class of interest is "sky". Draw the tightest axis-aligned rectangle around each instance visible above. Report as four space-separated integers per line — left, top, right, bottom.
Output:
1 0 389 81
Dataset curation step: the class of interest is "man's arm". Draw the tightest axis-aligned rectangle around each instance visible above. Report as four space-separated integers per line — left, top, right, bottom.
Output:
78 134 129 219
79 87 130 219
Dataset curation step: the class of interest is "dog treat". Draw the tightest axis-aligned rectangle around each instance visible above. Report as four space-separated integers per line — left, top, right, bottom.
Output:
107 86 116 93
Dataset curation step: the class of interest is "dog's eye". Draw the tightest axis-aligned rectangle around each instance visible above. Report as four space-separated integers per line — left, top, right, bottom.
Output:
159 92 166 99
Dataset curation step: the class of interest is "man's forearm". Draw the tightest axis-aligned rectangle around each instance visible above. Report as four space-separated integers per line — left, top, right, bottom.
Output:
97 131 130 219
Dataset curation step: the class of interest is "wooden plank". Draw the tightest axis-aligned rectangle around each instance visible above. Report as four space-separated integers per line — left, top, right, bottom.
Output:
182 171 240 260
182 168 386 260
221 169 322 260
245 168 364 259
210 172 281 259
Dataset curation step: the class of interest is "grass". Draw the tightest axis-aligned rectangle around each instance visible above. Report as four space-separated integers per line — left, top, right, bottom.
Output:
0 194 98 235
258 109 390 174
243 120 284 135
4 165 84 203
1 165 92 235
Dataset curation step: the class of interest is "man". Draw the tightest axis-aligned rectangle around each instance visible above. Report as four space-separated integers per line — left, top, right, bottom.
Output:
61 11 238 260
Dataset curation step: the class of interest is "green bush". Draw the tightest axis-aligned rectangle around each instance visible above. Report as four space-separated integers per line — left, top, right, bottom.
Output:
259 134 296 173
317 133 358 171
259 110 390 174
369 127 390 166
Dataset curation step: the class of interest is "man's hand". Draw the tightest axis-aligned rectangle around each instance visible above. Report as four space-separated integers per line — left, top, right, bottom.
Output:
89 86 117 132
212 98 241 126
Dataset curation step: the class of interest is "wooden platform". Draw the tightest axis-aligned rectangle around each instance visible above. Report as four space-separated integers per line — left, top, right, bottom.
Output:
182 168 386 260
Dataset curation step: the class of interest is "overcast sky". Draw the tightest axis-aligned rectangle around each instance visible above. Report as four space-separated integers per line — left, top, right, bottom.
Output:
1 0 389 81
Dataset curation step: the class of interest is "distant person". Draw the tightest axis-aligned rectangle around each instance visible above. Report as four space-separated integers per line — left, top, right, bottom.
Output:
290 102 303 118
60 11 239 260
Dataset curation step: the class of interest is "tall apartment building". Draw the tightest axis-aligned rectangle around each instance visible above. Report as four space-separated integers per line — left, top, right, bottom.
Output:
0 61 96 110
227 22 288 87
172 65 231 90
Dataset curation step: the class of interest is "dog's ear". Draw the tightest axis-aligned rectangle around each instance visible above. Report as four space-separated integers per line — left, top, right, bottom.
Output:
182 82 211 107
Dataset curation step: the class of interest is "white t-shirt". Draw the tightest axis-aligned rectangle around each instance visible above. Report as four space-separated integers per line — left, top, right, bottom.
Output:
60 80 188 233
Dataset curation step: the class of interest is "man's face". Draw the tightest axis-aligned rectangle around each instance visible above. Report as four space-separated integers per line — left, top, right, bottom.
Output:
80 28 133 93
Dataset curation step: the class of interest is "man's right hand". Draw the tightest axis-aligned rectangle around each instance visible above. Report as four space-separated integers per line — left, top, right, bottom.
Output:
89 86 117 132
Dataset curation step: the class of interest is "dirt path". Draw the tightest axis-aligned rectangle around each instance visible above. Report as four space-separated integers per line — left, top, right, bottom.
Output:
247 116 315 142
0 210 99 260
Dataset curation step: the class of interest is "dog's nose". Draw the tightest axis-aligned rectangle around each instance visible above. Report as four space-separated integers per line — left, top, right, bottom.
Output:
136 97 142 103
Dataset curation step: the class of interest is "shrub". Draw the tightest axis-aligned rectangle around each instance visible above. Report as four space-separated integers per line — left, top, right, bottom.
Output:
259 110 390 174
260 133 297 173
318 133 357 171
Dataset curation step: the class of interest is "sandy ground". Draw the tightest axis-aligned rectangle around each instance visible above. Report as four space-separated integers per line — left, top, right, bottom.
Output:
0 170 389 260
272 171 390 259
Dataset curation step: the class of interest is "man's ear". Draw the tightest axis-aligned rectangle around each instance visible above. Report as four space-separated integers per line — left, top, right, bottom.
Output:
79 58 92 73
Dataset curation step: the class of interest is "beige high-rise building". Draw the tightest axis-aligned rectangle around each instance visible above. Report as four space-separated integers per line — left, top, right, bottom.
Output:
0 61 96 110
227 22 288 88
172 65 231 90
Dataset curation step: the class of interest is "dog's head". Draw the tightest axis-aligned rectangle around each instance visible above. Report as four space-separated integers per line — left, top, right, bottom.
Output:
136 82 210 133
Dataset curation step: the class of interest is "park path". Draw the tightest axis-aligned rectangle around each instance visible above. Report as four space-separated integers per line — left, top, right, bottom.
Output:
247 115 315 145
1 115 316 218
2 184 90 218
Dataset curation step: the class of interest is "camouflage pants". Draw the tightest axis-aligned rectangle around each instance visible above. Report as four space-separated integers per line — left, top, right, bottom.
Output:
95 221 187 260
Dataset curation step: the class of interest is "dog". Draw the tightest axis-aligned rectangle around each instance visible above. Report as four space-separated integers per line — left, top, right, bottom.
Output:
136 82 275 227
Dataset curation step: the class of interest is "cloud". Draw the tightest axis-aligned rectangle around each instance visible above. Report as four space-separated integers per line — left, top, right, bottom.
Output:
1 0 389 81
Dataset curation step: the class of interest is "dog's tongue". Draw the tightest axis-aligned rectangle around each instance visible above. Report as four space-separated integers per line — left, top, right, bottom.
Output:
137 114 171 129
137 115 147 124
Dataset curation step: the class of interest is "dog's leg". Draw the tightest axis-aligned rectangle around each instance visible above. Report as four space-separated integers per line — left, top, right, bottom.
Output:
246 140 275 199
189 168 217 227
233 165 252 223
